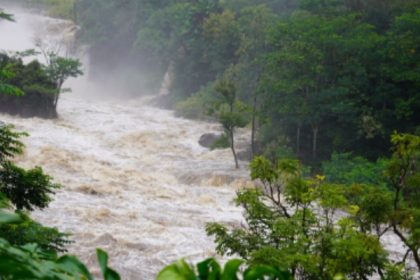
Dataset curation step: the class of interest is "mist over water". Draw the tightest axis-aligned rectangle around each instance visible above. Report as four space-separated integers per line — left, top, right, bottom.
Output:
0 6 251 279
1 4 416 279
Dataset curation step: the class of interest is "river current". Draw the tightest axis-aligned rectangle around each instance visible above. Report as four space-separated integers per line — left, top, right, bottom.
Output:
0 7 250 279
1 5 417 280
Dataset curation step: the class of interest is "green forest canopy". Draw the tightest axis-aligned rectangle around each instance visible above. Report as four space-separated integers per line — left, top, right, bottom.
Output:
7 0 420 164
1 1 420 279
72 0 420 165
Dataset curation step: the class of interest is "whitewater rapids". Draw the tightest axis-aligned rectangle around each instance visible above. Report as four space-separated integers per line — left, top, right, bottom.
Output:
2 94 251 278
1 5 416 279
0 7 251 279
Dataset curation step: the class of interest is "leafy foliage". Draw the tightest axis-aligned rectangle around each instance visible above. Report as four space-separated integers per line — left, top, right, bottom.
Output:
175 83 221 120
2 2 420 279
386 133 420 268
0 124 26 161
75 0 420 165
0 11 82 118
322 153 389 187
0 226 119 280
0 8 14 21
0 163 60 211
97 249 121 280
0 47 82 118
0 53 58 118
0 125 59 211
207 134 420 279
157 258 292 280
0 53 23 97
39 48 83 111
0 212 71 253
210 134 230 150
212 78 249 168
0 124 68 253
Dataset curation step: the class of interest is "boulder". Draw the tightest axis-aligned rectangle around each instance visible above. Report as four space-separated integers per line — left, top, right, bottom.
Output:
237 149 252 161
199 133 223 148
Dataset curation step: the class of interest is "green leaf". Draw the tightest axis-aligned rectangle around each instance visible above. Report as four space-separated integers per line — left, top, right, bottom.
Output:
157 260 196 280
97 249 120 280
221 259 243 280
97 249 109 275
58 255 93 280
0 210 20 224
244 265 289 280
197 258 213 278
0 83 24 96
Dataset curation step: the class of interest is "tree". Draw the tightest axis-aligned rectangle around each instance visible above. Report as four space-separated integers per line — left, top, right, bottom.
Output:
36 40 83 112
0 53 60 117
214 78 248 169
71 0 419 165
42 52 83 111
0 69 24 97
235 5 277 158
203 9 240 75
261 9 386 162
321 152 389 187
0 124 66 252
207 135 420 279
0 125 59 212
385 133 420 269
0 10 23 97
380 9 420 125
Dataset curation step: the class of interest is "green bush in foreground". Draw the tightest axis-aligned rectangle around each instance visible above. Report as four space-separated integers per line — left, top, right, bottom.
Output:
207 133 419 279
0 213 119 280
0 124 68 252
157 258 291 280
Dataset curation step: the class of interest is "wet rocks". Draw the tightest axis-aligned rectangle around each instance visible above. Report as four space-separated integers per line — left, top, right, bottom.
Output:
199 133 223 148
237 149 252 161
94 233 118 246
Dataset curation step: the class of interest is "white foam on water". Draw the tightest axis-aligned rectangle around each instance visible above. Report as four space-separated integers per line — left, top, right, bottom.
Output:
0 7 252 278
1 5 416 279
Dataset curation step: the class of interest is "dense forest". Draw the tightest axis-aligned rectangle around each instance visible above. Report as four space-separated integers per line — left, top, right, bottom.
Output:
7 0 420 164
71 0 420 165
1 0 420 279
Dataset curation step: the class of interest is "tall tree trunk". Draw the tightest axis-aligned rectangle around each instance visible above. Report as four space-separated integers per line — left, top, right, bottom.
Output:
393 225 420 270
53 80 64 111
296 124 301 155
230 129 239 169
312 124 319 159
413 248 420 270
251 94 257 159
392 179 420 270
53 91 59 109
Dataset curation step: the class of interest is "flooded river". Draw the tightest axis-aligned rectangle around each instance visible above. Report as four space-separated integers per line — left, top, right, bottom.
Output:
1 5 416 279
0 7 250 279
